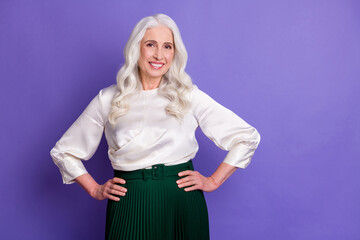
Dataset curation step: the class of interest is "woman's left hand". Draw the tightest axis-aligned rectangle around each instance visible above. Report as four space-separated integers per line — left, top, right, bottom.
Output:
176 170 220 192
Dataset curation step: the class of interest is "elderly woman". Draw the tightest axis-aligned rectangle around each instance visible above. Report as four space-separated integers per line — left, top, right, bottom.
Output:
50 14 260 240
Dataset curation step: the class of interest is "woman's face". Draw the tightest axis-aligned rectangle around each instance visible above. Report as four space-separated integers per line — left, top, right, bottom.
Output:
138 26 175 83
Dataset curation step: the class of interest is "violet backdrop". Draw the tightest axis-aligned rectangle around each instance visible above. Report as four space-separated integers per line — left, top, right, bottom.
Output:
1 0 359 239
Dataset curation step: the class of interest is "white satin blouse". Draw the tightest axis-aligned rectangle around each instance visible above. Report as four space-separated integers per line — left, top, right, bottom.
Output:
50 84 260 184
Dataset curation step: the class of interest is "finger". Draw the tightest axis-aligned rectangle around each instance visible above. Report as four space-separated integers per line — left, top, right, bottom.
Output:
111 184 127 193
184 185 199 192
107 184 126 196
178 170 194 177
176 176 192 184
112 177 126 184
106 193 120 201
109 189 126 197
178 180 196 188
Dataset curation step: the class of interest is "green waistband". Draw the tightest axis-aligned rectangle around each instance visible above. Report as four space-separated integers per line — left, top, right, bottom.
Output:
114 160 194 180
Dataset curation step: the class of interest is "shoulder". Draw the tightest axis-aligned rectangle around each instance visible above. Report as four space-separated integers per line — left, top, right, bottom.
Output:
95 84 119 111
99 84 119 97
189 84 218 105
189 84 204 99
98 84 119 101
188 84 233 118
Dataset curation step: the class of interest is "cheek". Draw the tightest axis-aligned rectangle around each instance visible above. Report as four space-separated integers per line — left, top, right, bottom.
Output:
165 52 174 64
138 51 149 71
140 47 152 61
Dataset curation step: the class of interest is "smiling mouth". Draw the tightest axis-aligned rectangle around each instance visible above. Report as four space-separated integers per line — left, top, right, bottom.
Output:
149 62 164 69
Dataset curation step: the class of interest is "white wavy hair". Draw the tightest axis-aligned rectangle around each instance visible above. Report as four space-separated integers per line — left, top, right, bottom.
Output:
108 14 193 126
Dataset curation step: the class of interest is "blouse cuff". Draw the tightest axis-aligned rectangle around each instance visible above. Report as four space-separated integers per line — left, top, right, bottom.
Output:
222 143 257 168
60 168 88 185
51 152 89 184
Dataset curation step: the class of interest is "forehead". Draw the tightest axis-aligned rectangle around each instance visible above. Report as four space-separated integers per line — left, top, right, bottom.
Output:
142 26 174 43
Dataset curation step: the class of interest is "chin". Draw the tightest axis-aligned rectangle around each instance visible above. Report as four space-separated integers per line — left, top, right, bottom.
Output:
148 70 167 78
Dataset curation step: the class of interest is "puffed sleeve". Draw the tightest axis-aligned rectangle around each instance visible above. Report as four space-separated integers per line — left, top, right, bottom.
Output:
50 88 108 184
191 86 260 168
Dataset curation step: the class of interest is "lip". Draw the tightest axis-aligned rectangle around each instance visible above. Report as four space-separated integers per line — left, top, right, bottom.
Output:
149 61 165 70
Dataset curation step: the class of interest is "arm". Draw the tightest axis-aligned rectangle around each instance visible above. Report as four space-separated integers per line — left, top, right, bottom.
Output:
49 85 124 196
176 86 260 192
177 162 237 192
50 90 107 184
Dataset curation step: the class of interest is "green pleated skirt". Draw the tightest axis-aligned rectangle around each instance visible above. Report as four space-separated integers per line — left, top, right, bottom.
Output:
105 161 210 240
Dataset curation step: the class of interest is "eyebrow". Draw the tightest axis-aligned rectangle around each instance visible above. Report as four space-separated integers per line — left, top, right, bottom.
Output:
144 40 174 45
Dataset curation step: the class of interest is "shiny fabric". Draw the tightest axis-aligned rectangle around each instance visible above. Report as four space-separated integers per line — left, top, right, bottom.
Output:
50 84 260 184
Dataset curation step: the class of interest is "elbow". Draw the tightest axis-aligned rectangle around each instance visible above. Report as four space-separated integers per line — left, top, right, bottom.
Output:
50 146 58 158
50 151 60 168
49 147 55 158
50 146 63 165
50 147 56 161
254 128 261 148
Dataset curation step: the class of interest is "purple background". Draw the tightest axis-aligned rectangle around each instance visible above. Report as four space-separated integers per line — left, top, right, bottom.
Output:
1 0 359 239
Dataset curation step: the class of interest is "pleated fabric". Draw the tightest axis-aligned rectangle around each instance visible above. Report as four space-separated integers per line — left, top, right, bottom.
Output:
105 161 210 240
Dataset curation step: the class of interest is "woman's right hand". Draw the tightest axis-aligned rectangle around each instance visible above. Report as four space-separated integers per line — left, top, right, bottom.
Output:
91 177 127 201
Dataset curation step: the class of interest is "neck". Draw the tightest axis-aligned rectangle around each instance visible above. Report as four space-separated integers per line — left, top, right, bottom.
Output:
140 76 161 90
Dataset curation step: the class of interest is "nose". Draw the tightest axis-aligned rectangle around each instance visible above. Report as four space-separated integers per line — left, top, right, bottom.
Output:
153 47 163 60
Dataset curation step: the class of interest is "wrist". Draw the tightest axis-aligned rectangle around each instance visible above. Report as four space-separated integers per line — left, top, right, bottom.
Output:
89 183 100 198
209 176 221 189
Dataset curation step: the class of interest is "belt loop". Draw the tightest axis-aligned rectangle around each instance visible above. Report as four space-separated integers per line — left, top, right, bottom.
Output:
187 160 192 170
142 169 148 181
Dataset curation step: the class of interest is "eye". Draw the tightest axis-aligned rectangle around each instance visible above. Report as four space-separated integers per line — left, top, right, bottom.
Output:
146 43 155 47
164 44 173 50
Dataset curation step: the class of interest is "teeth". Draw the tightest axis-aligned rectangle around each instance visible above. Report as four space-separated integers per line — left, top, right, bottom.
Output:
150 63 163 68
